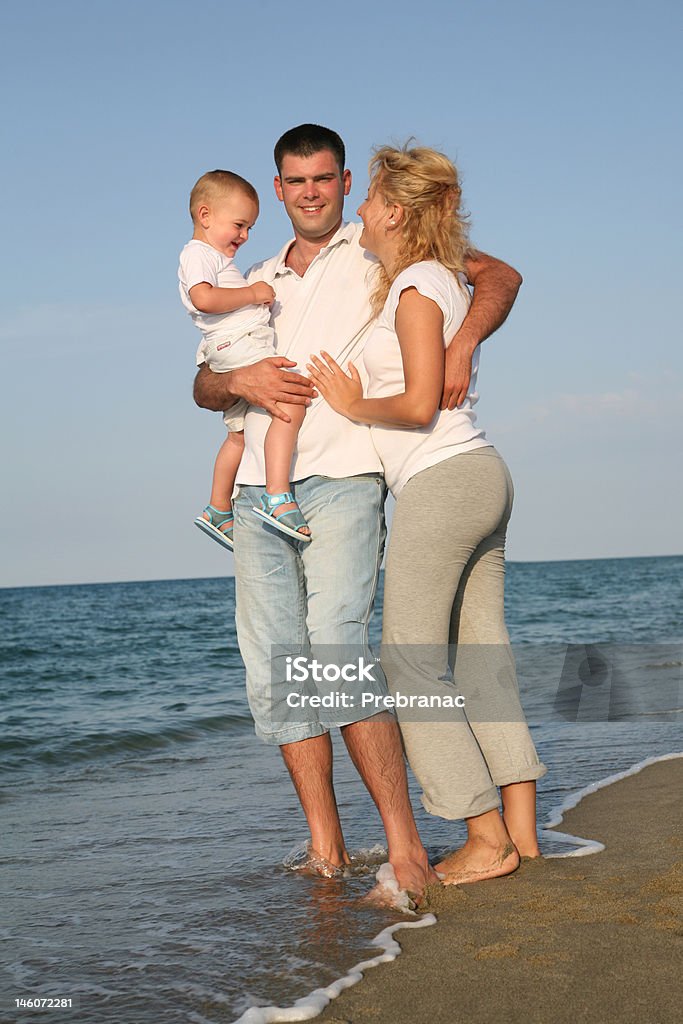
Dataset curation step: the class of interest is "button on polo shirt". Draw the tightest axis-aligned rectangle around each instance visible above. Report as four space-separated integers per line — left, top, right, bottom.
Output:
236 222 383 485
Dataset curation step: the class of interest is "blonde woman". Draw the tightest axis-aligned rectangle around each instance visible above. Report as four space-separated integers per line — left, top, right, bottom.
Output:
308 145 546 884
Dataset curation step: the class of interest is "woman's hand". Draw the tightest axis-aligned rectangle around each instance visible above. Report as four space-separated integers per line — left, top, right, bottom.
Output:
307 351 364 419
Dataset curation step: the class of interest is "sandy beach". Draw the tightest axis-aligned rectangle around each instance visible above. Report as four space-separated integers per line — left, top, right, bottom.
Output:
319 757 683 1024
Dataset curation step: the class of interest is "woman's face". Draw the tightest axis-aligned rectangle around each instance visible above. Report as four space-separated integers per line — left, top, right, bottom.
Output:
357 181 392 256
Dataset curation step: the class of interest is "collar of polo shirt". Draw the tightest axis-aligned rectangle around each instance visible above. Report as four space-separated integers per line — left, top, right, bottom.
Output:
274 221 356 278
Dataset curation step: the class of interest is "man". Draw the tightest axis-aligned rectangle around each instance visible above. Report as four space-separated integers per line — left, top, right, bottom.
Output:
194 125 522 896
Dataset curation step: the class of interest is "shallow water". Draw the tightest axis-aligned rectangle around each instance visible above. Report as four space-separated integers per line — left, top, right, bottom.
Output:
1 557 682 1022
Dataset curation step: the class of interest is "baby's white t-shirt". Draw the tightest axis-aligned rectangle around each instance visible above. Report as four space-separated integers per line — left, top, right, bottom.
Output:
363 260 491 497
178 240 271 364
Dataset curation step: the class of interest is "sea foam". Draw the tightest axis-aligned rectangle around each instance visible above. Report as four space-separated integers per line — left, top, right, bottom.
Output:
233 751 683 1024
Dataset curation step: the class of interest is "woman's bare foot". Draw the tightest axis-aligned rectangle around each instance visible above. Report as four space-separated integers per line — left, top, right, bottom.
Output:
501 819 541 858
501 781 541 858
435 837 520 885
507 834 542 859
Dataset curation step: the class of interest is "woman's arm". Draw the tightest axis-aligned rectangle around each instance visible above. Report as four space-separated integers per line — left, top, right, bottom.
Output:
308 288 444 428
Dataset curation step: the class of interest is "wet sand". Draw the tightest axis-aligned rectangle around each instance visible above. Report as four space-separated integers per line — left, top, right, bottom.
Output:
320 757 683 1024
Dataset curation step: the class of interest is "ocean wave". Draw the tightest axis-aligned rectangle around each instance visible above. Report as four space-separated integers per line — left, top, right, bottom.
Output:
0 711 252 772
0 644 45 660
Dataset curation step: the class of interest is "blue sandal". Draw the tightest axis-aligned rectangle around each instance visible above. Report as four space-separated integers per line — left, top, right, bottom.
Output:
251 491 311 542
194 505 234 551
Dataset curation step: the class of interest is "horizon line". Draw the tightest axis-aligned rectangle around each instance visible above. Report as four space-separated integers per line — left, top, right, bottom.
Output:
2 551 682 592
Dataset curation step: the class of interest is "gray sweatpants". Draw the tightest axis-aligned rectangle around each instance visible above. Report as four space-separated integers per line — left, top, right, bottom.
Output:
381 447 547 820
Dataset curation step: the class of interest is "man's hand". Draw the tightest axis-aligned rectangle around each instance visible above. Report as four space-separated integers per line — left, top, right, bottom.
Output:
440 250 523 409
250 281 276 306
441 338 475 410
193 357 316 422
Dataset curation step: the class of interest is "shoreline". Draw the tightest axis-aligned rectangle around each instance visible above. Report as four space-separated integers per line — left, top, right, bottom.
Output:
237 752 683 1024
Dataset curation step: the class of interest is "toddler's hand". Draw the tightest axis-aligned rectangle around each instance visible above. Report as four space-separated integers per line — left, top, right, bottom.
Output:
251 282 276 306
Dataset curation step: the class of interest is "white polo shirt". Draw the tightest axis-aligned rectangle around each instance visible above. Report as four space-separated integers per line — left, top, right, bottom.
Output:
236 221 383 485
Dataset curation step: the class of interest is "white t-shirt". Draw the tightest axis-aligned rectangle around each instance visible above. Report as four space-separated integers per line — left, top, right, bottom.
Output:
236 221 383 485
178 240 271 365
363 261 490 497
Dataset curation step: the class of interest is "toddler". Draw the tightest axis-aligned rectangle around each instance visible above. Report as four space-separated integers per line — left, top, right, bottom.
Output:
178 170 311 549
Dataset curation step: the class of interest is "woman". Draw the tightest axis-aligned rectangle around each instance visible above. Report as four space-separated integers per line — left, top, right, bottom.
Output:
308 145 546 884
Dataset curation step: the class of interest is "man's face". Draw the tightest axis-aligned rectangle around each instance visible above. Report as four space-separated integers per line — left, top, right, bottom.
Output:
274 149 351 241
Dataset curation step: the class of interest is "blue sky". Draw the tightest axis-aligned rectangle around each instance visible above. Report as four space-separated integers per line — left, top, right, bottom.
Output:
1 0 681 586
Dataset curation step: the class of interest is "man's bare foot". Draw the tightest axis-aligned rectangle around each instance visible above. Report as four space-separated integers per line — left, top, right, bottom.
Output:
390 848 441 906
283 841 350 878
435 837 520 885
392 857 440 897
363 874 416 913
364 857 440 913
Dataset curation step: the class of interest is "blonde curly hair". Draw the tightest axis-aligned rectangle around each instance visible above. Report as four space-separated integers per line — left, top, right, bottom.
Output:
368 144 471 314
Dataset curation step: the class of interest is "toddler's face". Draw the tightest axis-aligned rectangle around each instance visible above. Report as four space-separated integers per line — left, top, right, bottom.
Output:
204 192 259 258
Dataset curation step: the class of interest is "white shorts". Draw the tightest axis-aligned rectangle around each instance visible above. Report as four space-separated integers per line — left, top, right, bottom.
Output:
202 325 276 432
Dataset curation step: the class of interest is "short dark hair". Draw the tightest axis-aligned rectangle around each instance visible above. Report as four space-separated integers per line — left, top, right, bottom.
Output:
274 124 346 176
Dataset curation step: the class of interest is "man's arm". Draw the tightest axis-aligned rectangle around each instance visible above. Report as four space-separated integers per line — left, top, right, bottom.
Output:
193 358 316 422
441 250 523 410
193 258 315 421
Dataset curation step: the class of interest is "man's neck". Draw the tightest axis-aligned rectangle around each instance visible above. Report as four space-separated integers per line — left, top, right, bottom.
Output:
285 220 344 276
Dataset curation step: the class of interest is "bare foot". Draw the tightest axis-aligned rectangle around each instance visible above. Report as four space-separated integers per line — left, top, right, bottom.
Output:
506 833 541 858
363 878 416 913
392 858 440 896
364 857 440 913
517 845 542 859
283 842 350 878
502 819 541 858
390 849 441 907
436 838 520 885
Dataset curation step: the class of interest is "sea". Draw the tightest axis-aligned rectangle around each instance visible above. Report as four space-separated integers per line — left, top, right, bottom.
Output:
1 555 682 1023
